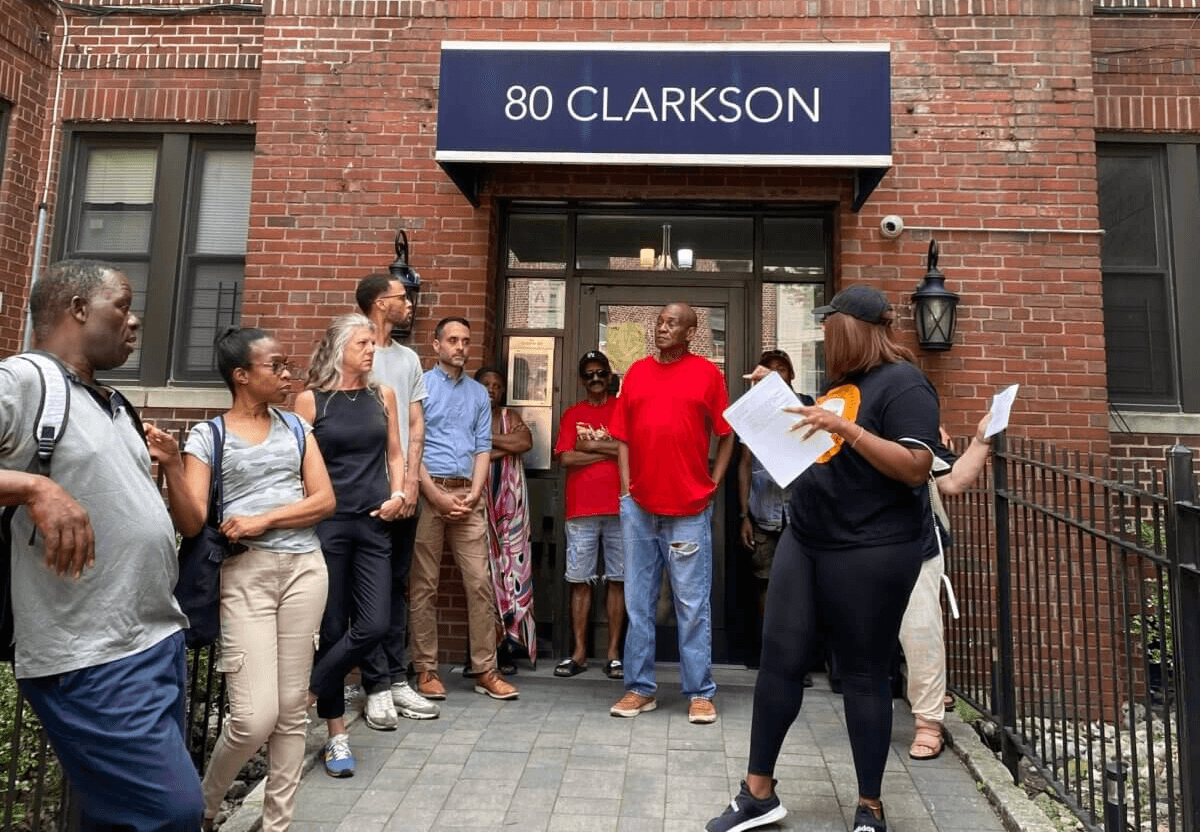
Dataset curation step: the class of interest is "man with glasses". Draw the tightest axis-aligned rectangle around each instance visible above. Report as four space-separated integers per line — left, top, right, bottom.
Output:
353 274 441 727
552 351 626 680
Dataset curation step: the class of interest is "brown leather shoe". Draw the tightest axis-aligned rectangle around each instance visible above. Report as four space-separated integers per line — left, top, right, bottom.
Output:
610 691 656 718
688 696 717 724
474 668 519 700
416 670 446 700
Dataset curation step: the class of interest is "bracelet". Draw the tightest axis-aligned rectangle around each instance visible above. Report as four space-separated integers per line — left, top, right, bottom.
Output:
390 490 406 500
850 425 865 449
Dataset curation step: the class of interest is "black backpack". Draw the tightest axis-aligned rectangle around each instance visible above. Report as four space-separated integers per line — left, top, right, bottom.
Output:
0 353 144 662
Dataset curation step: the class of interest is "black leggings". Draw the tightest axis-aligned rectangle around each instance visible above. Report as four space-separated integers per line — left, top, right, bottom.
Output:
748 527 921 799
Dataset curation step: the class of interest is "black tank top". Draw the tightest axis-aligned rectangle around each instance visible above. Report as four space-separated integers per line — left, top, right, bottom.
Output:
311 389 390 517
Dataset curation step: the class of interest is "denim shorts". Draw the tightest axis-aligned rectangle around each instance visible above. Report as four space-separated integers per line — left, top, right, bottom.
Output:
564 514 624 583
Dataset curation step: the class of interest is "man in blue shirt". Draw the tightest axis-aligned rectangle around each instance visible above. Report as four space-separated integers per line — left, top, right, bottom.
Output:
410 317 519 702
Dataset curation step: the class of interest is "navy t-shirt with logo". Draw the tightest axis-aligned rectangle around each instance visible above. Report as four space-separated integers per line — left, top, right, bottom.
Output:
789 361 940 550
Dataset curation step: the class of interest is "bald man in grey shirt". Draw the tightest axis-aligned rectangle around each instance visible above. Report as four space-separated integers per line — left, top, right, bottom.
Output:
0 259 202 830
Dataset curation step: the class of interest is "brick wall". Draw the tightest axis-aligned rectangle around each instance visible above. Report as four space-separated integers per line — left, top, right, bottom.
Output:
0 0 56 355
1094 12 1200 461
12 0 1197 664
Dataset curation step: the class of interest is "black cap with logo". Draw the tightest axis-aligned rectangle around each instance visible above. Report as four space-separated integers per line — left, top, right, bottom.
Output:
578 350 612 377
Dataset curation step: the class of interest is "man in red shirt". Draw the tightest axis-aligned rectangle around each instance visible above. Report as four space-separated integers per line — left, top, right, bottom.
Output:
608 303 735 724
551 351 625 680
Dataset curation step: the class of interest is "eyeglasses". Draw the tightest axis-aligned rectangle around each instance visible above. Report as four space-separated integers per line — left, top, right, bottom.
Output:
378 293 408 301
582 370 610 380
253 361 299 377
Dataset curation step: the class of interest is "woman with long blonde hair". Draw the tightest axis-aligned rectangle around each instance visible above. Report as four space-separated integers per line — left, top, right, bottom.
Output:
295 313 408 778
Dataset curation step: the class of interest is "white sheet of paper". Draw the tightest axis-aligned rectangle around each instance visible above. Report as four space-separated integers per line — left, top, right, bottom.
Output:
984 384 1019 438
723 372 835 487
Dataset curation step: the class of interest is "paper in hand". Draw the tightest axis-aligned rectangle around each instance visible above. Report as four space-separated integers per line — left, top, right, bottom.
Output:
984 384 1019 438
723 372 835 487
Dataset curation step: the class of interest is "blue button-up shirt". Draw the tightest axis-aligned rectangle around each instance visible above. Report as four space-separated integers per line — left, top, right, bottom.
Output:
422 365 491 478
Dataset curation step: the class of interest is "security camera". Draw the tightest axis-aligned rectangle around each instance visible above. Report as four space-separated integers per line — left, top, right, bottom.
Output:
880 215 905 239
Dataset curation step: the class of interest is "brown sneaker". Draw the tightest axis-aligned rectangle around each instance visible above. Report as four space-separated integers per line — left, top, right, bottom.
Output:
474 669 519 700
416 670 446 700
688 697 717 724
610 691 657 718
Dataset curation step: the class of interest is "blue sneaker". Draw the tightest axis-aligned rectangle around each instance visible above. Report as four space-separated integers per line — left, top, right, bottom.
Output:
323 733 355 778
706 780 786 832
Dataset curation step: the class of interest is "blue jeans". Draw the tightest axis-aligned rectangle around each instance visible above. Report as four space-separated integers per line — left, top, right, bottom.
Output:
620 494 716 700
565 514 625 583
19 630 204 832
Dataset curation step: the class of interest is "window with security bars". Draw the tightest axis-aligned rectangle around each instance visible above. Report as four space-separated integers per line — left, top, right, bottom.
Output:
56 131 254 385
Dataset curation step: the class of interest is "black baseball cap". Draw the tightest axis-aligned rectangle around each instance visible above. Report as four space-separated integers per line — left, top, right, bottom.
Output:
578 350 612 377
757 349 795 379
811 284 891 324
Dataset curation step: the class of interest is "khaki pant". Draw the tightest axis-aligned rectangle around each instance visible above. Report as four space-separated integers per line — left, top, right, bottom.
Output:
410 487 497 673
898 553 946 722
201 548 327 832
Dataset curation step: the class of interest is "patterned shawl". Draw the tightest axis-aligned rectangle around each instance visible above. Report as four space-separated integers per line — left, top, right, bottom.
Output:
485 408 536 662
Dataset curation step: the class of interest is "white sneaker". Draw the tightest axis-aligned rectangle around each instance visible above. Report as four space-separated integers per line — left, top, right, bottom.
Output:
364 689 398 730
392 681 440 720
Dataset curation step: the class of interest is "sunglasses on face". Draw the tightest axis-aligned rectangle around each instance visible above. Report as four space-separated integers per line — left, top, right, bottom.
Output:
582 370 610 380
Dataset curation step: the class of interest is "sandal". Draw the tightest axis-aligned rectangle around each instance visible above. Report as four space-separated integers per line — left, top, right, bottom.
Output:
554 658 587 678
604 659 624 679
910 716 944 760
944 692 956 709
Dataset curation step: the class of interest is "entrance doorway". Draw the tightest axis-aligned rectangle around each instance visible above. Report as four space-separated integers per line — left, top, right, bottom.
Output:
498 203 831 670
575 284 746 663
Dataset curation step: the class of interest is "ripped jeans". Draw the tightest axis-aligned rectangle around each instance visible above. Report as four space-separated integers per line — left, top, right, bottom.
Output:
619 494 716 700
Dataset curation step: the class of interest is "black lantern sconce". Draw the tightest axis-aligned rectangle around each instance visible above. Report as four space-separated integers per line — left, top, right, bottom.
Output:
911 239 959 351
388 229 422 341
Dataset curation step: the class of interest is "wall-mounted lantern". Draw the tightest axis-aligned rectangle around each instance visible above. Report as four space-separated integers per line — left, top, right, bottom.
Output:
911 239 959 351
388 229 422 341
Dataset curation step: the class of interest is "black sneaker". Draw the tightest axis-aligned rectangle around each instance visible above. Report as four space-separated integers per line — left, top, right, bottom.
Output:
706 780 786 832
852 803 887 832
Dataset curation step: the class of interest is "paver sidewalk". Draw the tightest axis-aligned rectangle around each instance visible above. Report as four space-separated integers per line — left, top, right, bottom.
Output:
285 665 1008 832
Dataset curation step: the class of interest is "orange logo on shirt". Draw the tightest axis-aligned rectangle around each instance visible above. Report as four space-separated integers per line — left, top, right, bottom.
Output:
814 384 861 464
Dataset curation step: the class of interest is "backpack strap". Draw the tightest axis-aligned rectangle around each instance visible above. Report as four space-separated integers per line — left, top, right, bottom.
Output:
206 417 226 528
272 408 307 460
12 354 70 473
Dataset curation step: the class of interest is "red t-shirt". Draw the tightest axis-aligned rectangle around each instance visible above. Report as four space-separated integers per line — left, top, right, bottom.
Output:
610 353 732 517
554 397 621 519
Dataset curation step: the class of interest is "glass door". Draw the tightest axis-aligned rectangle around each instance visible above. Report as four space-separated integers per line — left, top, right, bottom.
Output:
575 284 746 664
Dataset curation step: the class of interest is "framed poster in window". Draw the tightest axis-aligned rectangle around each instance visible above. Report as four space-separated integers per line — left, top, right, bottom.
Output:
515 406 553 470
507 336 554 407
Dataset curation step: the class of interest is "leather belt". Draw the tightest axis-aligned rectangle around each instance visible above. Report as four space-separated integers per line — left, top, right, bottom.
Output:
430 476 472 488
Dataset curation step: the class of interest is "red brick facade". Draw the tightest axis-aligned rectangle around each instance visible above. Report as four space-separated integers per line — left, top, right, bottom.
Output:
4 0 1199 662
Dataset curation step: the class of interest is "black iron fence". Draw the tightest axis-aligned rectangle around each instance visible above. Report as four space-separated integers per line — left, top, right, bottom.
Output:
945 437 1200 832
1 636 227 830
0 645 226 830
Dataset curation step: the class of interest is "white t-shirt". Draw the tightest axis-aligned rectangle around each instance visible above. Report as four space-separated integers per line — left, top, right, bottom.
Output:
373 341 427 453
